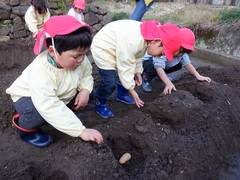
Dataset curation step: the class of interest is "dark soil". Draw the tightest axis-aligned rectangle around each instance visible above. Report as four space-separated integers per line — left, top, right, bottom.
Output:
1 38 240 180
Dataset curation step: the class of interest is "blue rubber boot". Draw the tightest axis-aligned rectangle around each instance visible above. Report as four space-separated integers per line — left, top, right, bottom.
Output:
12 114 53 148
116 81 135 104
95 99 114 118
18 129 53 148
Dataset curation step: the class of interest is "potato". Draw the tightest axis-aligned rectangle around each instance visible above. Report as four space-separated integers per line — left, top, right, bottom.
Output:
119 152 131 164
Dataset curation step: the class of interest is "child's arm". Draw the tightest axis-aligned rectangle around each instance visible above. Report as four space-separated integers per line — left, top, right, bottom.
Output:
156 67 177 94
185 64 211 83
25 8 38 36
71 89 90 111
135 72 142 86
129 89 144 108
73 56 93 111
131 73 145 108
79 129 103 144
153 55 176 94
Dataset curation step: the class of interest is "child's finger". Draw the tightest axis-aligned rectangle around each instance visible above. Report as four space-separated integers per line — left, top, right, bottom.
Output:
91 136 103 144
136 100 144 108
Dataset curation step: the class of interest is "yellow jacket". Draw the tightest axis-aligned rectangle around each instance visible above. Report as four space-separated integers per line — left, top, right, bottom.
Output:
24 6 50 34
144 0 154 6
136 0 154 6
6 51 94 137
91 20 147 90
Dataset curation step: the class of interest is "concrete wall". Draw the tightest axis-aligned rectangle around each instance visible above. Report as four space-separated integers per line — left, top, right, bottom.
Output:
192 47 240 67
193 23 240 58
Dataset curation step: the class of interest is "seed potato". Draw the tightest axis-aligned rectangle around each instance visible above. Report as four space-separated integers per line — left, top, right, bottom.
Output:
119 152 131 164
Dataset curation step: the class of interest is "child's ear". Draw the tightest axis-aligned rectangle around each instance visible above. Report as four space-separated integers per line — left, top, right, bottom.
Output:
48 46 55 57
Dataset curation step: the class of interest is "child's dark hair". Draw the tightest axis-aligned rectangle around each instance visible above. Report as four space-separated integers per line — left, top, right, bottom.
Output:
46 27 92 55
31 0 47 14
179 47 192 54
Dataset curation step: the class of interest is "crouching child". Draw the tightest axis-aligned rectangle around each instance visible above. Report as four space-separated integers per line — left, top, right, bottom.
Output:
6 15 103 148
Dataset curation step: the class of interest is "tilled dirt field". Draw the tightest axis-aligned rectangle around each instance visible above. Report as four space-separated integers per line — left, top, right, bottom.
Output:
1 38 240 180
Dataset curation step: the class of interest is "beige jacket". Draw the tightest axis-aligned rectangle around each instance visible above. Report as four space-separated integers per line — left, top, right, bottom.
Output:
24 6 50 34
6 51 94 137
91 20 147 90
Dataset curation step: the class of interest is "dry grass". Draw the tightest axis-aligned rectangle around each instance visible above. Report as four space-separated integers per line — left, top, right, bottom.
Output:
10 0 222 26
92 0 222 26
154 4 220 26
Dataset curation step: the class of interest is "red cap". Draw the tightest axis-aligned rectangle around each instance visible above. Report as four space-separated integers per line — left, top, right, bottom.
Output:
141 21 182 62
74 0 85 10
140 20 161 40
180 28 195 51
34 15 92 55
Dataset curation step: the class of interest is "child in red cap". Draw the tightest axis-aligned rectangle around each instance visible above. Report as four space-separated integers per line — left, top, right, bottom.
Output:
25 0 50 38
91 19 182 118
141 28 211 94
68 0 86 23
6 15 103 148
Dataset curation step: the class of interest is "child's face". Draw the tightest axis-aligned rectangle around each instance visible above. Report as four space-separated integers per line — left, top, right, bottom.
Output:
74 6 83 13
173 47 184 57
147 40 164 57
173 50 183 57
51 47 89 70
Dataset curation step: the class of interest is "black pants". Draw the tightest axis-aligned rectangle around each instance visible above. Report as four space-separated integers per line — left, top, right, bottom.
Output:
142 59 182 81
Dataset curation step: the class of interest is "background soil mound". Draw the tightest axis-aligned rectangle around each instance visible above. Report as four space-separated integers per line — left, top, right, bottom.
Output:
1 40 240 179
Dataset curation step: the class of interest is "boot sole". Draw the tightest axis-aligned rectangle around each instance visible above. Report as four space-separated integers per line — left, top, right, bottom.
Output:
141 85 153 93
95 110 114 119
116 98 135 105
142 89 153 93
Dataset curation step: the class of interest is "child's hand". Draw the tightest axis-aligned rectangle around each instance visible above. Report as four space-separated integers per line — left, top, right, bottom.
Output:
196 75 211 83
72 89 90 110
79 128 103 144
163 83 177 94
129 89 144 108
134 73 142 86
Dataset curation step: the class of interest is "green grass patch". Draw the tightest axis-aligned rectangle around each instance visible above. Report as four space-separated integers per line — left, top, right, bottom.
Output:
111 12 130 21
50 0 67 14
219 8 240 24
